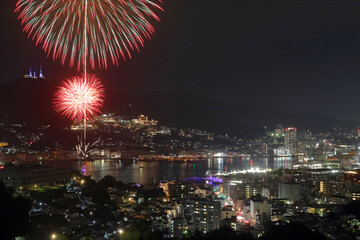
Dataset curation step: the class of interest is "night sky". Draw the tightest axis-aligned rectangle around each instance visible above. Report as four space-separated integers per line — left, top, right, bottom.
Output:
2 0 360 120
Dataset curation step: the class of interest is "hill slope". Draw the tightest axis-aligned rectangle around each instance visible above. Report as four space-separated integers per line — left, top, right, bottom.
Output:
0 78 357 138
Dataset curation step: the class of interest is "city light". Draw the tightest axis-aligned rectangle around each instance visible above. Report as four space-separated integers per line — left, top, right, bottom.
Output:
5 0 360 239
215 168 272 176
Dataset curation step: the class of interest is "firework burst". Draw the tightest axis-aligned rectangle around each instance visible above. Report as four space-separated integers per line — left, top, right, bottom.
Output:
53 74 105 122
15 0 163 70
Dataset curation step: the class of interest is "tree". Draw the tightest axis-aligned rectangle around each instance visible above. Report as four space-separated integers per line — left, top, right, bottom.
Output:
121 228 141 240
144 230 163 240
0 181 32 240
98 175 117 188
343 201 360 218
186 227 253 240
82 176 112 205
261 222 326 240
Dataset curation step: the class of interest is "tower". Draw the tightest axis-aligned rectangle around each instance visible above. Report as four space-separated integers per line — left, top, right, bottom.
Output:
284 127 297 155
39 65 44 78
29 68 33 78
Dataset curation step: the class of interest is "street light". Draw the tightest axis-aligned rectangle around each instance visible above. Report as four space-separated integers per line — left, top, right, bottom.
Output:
117 229 123 234
51 234 56 239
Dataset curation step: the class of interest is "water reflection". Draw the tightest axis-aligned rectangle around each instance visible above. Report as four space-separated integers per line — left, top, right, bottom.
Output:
46 157 294 184
273 157 293 169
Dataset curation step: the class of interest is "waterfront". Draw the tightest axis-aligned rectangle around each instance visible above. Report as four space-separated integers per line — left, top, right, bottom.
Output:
46 157 293 184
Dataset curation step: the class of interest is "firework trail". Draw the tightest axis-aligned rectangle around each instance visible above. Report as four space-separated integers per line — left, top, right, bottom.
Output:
15 0 163 70
17 0 162 157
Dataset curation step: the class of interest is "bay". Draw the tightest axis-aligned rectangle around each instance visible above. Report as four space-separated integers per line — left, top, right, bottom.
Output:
46 157 293 184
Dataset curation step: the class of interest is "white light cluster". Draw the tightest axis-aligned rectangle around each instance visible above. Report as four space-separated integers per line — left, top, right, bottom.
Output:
215 168 272 176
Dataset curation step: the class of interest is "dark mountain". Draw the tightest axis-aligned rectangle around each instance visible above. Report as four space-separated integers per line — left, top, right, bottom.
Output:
130 90 359 137
0 78 358 138
0 77 59 125
0 77 133 127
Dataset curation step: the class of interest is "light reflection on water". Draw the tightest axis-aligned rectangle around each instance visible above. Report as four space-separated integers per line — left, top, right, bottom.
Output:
46 157 293 184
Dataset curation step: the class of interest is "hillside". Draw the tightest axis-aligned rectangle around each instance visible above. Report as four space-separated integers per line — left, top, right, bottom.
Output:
0 78 358 138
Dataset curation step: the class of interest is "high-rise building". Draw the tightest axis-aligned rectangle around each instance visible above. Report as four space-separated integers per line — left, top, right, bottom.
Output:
319 179 344 197
225 180 258 201
320 181 331 195
250 197 272 224
169 217 187 238
284 127 297 154
220 206 237 220
184 199 221 233
160 181 195 199
278 183 301 203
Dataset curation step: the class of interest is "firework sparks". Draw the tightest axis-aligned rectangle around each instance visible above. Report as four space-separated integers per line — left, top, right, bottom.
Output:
53 74 105 122
15 0 163 70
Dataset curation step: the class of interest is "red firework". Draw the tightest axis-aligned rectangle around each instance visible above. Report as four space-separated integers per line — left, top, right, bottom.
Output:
15 0 163 70
53 74 105 122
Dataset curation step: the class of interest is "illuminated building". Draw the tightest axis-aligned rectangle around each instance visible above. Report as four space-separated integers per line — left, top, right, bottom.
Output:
351 192 360 201
250 197 271 225
320 181 330 195
159 180 171 197
24 65 45 79
327 196 349 205
273 147 291 157
261 188 270 199
39 65 44 78
319 179 344 200
151 214 164 232
169 217 187 238
260 143 268 156
132 115 158 126
278 183 300 204
0 165 71 188
274 125 285 137
138 114 147 125
184 199 221 233
161 181 195 199
220 207 237 220
96 114 118 127
194 187 213 198
344 170 360 183
90 148 121 158
71 122 97 131
307 206 327 217
284 127 297 154
226 180 258 201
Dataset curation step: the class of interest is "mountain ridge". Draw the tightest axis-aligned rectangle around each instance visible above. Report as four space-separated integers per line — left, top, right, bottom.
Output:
0 78 358 138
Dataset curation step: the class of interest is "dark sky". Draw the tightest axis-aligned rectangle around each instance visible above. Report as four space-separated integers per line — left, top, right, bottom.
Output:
2 0 360 120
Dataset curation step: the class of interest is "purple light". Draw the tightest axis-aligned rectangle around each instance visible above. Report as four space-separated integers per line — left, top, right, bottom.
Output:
206 176 223 183
184 176 223 184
